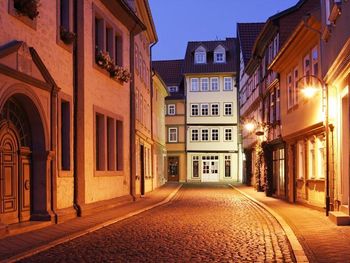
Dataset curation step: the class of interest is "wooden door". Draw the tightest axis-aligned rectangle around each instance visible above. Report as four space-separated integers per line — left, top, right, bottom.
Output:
168 157 179 181
0 128 19 224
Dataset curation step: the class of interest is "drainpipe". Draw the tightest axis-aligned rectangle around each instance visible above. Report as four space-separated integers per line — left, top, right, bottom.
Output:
50 89 58 223
129 24 137 201
150 41 157 190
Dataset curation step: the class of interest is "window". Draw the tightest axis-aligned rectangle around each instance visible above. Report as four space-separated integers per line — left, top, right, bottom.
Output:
60 0 72 34
95 112 123 172
294 67 299 104
297 141 305 179
224 77 233 90
168 128 178 142
168 86 178 93
312 46 319 77
107 117 115 171
200 78 209 91
201 129 209 141
95 113 105 171
192 156 199 178
214 52 225 63
168 104 176 115
61 100 70 171
195 46 206 64
225 156 231 177
270 91 275 123
211 103 219 116
276 87 280 121
211 129 219 141
214 45 226 63
191 104 199 116
308 140 316 178
317 136 326 179
191 78 199 92
287 73 293 109
224 128 232 141
191 129 199 141
201 104 209 116
210 77 219 91
224 103 233 116
303 54 311 78
94 10 123 68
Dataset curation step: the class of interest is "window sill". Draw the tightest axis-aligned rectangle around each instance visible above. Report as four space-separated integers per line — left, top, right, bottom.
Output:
94 170 125 177
58 170 73 177
306 178 325 182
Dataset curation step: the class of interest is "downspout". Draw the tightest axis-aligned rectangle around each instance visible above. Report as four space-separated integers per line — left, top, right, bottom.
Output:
50 88 58 223
150 41 157 190
130 23 137 201
73 0 82 216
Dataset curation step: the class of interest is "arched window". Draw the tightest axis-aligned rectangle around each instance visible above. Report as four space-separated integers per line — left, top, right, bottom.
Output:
214 45 226 63
194 46 206 64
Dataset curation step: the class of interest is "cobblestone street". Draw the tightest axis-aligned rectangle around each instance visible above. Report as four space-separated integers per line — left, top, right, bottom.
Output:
21 184 295 262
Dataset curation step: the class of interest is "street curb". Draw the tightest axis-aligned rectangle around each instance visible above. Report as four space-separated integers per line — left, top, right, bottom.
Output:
3 184 183 263
229 185 309 263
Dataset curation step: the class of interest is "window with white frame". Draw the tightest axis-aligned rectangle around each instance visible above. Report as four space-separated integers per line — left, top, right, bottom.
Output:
308 139 316 178
191 129 199 141
195 46 207 64
214 45 226 63
287 73 293 109
270 91 275 123
224 128 232 141
317 136 326 179
297 141 305 179
191 78 199 92
210 77 219 91
168 86 178 93
224 77 233 90
211 103 219 116
303 54 311 78
224 103 233 116
276 87 280 121
294 67 299 104
168 104 176 115
191 104 199 116
201 129 209 141
201 104 209 116
168 128 178 142
312 46 319 77
200 78 209 91
211 129 219 141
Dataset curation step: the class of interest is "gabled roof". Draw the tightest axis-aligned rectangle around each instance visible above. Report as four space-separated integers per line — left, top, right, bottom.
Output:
237 23 265 66
183 38 237 74
152 59 184 99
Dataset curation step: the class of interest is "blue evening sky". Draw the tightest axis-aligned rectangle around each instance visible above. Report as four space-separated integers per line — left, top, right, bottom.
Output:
149 0 299 60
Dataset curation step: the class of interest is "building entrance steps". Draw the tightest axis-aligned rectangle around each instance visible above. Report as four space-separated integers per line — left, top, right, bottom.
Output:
0 183 182 262
233 184 350 263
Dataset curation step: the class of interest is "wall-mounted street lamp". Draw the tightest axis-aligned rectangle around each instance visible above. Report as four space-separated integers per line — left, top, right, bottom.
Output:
297 74 333 216
243 118 271 139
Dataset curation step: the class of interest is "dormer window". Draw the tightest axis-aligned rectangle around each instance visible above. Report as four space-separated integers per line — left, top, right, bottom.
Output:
168 86 178 93
214 45 226 63
195 46 206 64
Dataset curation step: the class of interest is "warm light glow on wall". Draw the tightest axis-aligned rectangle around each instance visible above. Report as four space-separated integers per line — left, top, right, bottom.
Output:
244 122 255 132
328 96 337 121
301 85 319 98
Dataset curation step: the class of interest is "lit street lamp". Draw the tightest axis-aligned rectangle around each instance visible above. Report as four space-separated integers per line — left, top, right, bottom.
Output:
297 74 332 216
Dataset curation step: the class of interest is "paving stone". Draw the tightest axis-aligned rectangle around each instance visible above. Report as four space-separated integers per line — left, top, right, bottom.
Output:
20 184 295 262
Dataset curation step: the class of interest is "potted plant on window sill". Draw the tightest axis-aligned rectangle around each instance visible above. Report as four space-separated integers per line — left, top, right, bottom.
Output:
95 48 130 83
13 0 39 20
60 26 76 45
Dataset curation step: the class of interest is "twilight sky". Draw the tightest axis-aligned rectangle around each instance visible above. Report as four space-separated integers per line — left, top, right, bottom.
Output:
149 0 299 61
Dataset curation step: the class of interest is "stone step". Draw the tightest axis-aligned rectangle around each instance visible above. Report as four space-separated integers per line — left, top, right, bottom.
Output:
340 205 349 214
329 211 350 226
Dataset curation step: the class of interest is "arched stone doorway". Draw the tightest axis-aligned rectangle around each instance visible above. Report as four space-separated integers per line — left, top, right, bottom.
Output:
0 94 47 225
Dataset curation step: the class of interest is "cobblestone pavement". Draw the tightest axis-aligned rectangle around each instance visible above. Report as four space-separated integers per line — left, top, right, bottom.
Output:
20 184 295 263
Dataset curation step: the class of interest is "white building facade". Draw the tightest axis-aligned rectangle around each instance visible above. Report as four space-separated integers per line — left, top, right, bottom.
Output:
183 39 241 183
